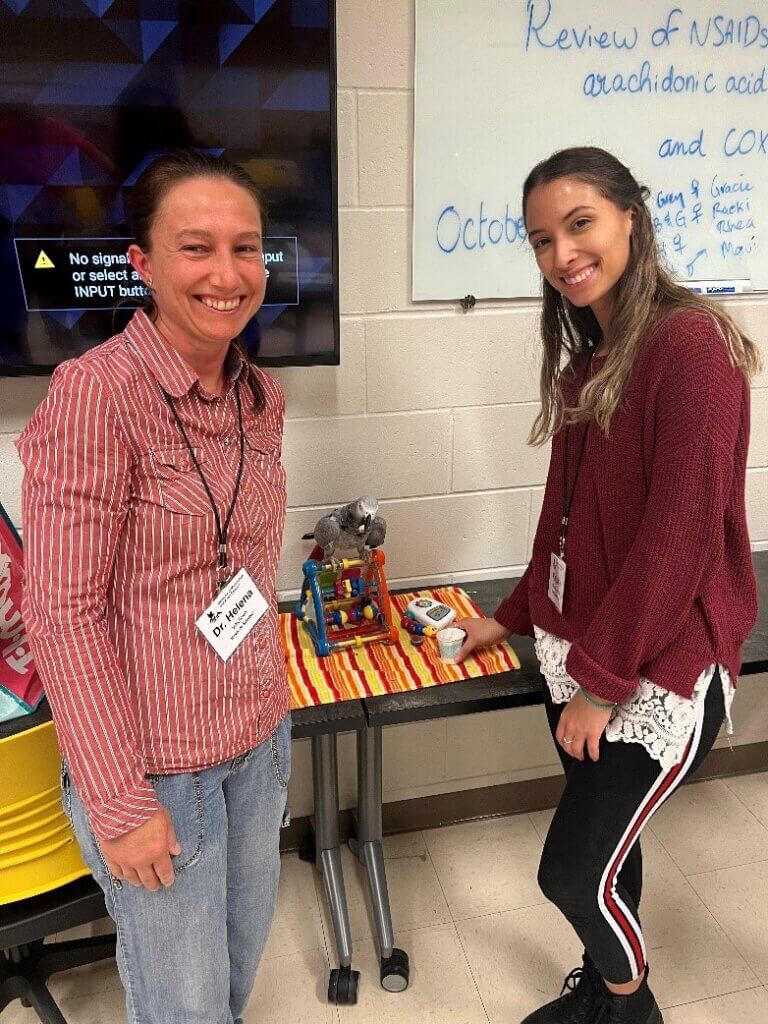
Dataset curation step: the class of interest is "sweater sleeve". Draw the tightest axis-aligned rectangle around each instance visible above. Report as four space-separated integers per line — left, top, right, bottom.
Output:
494 562 534 636
17 362 160 840
565 320 745 704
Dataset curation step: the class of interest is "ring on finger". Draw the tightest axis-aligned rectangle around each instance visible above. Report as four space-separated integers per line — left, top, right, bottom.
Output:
562 737 573 745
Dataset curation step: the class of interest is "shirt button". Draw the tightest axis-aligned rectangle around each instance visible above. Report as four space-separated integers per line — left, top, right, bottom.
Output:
222 437 233 447
258 639 268 650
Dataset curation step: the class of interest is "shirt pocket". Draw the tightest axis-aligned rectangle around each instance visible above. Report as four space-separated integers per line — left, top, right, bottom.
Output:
245 429 287 500
134 445 212 517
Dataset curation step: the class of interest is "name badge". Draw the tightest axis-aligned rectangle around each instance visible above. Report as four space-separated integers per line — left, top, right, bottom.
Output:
548 552 566 614
196 568 268 661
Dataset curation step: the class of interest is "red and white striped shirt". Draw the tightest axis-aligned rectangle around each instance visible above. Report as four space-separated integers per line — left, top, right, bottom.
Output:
17 311 288 840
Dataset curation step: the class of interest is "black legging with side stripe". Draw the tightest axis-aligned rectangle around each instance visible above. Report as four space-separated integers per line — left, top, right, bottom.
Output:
538 671 725 984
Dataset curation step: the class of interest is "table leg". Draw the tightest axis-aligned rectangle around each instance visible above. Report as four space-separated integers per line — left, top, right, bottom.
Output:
353 726 410 992
311 733 359 1005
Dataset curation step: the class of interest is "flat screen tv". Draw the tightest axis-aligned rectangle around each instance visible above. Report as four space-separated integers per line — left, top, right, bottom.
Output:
0 0 338 373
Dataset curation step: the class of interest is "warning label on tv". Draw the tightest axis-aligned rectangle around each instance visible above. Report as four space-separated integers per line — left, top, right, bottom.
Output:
15 237 145 310
14 236 299 312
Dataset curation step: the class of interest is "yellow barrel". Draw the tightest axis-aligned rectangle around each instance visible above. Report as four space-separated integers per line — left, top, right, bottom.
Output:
0 721 90 905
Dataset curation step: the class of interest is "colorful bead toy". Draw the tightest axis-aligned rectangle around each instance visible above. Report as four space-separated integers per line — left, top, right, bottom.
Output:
294 549 398 657
400 616 439 638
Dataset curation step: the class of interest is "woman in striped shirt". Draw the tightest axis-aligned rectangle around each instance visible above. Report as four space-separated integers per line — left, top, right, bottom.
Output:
18 150 290 1024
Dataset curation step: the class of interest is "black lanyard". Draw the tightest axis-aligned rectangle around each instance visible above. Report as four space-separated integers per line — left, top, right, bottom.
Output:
559 349 596 561
161 381 245 590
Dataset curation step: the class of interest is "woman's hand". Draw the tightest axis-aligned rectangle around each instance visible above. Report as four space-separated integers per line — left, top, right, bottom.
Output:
453 616 511 663
100 805 181 891
556 689 614 762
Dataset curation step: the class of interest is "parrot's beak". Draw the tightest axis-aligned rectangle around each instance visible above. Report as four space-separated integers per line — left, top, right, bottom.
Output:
363 514 372 532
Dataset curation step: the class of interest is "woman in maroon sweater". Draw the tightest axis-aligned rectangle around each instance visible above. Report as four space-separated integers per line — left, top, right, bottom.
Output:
455 147 761 1024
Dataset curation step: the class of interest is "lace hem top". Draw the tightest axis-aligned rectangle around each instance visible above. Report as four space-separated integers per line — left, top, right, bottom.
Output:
533 627 734 770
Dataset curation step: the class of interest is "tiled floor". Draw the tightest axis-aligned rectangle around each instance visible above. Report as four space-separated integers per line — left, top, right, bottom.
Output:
6 772 768 1023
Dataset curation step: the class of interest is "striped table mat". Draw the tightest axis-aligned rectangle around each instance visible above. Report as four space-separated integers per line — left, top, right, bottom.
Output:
281 586 520 710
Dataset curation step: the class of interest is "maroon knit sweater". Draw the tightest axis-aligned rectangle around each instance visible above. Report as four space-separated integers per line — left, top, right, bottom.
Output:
494 310 757 704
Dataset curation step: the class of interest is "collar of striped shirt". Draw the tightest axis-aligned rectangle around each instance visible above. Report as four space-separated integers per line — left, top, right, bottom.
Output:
124 309 247 399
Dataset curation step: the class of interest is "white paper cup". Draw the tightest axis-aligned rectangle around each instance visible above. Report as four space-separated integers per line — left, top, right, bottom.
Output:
437 626 466 664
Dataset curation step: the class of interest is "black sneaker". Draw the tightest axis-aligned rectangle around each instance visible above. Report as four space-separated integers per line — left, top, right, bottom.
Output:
520 960 603 1023
520 963 664 1024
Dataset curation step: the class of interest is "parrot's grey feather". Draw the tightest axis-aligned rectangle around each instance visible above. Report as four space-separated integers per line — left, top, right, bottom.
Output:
313 517 341 555
309 497 385 557
365 515 387 549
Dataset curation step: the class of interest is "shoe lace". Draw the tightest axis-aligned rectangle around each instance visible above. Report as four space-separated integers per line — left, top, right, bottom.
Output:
558 968 634 1024
558 968 601 1022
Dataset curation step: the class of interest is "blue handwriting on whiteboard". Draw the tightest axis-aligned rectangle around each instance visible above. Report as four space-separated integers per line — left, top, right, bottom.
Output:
436 203 527 254
658 129 706 158
689 15 768 49
649 169 760 278
723 128 768 156
715 215 756 233
525 0 638 52
583 62 716 97
725 68 768 94
657 190 686 211
651 8 683 47
721 238 758 257
710 175 754 196
685 248 707 277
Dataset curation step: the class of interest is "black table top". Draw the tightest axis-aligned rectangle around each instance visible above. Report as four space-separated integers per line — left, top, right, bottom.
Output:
290 695 367 739
361 551 768 728
283 584 544 735
359 586 541 729
751 550 768 671
5 553 766 741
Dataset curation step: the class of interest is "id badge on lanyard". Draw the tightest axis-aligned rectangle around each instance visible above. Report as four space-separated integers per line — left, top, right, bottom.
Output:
161 379 268 660
549 351 594 614
196 568 269 661
548 552 567 615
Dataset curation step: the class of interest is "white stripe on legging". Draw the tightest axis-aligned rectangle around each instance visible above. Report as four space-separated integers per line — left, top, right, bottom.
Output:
596 698 706 980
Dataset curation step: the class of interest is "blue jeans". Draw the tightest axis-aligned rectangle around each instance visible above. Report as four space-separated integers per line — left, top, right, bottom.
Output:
62 713 291 1024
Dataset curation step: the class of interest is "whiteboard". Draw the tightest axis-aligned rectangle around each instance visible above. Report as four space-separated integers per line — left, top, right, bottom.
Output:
413 0 768 299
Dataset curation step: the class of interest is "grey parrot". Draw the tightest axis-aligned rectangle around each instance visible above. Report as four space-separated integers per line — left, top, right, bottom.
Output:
302 497 388 558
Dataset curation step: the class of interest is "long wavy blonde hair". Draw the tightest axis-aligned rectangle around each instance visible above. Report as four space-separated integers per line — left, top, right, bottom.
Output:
524 147 762 445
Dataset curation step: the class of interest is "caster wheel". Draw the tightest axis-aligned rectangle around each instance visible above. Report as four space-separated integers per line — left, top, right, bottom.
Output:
298 829 316 864
328 965 359 1005
380 947 409 992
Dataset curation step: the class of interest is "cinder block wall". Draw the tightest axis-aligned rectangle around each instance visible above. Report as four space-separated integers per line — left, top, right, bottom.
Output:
1 0 767 817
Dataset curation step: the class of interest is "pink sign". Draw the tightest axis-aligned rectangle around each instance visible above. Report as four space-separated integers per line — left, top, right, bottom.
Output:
0 505 42 721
